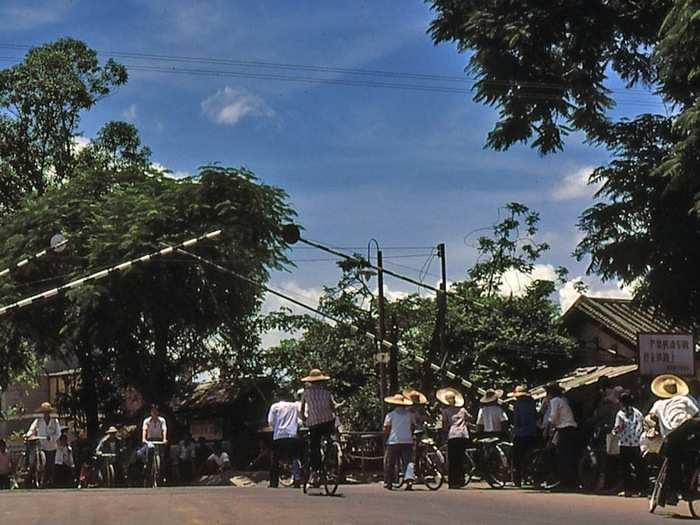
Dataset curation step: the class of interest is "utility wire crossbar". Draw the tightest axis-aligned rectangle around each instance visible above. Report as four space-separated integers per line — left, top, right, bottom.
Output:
175 246 491 399
0 231 221 317
0 239 69 279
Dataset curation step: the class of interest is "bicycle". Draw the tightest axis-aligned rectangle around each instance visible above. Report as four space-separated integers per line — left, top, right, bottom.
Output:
21 436 47 489
96 453 117 488
462 436 512 488
144 441 166 488
302 432 343 496
395 429 445 491
577 425 609 492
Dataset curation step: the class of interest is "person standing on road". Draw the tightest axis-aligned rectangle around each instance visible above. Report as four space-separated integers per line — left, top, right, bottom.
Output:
510 385 539 487
0 439 12 489
178 435 196 485
545 383 579 491
268 391 303 488
26 401 61 487
613 392 646 497
647 374 700 506
404 389 429 428
383 393 415 490
437 387 470 489
299 369 336 477
476 389 508 439
54 433 75 487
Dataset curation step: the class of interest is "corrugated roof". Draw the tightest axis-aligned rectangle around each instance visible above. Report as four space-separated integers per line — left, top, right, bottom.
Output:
562 296 694 346
528 364 639 400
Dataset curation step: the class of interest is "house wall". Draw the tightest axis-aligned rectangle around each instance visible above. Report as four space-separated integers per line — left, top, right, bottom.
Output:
567 318 636 365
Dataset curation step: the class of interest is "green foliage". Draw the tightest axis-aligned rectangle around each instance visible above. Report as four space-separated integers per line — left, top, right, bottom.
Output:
0 38 127 211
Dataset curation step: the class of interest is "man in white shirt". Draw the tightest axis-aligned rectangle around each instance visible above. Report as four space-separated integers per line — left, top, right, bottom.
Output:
648 374 700 505
383 394 415 490
476 389 509 438
207 443 231 473
26 401 61 487
545 383 579 490
268 392 302 488
142 404 168 482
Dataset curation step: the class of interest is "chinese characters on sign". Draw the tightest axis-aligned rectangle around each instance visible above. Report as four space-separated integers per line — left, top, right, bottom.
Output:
638 333 695 377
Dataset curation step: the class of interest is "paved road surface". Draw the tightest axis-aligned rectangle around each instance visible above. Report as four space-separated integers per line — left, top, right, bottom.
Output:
0 484 691 524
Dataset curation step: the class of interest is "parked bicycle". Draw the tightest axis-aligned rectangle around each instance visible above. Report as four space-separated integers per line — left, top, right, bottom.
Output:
96 453 117 488
20 436 47 489
395 428 446 491
462 436 512 488
578 425 609 492
302 432 343 496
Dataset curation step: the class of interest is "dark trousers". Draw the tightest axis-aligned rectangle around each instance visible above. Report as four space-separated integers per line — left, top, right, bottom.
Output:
270 437 302 487
619 446 646 495
447 438 468 488
513 435 538 486
44 450 56 487
665 418 700 495
384 443 413 487
556 427 579 489
309 420 334 470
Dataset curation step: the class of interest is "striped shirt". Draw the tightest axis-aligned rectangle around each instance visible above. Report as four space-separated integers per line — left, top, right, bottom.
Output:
302 385 335 427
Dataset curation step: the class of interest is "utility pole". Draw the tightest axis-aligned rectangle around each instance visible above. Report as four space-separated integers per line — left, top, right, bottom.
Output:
389 312 399 394
437 243 448 368
377 249 387 404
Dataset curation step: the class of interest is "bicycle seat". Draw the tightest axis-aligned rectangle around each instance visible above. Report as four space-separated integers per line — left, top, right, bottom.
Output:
476 437 500 444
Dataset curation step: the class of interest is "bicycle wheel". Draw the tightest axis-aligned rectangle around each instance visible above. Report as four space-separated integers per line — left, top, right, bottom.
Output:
323 441 342 496
35 450 46 489
423 452 445 491
107 464 115 488
463 449 476 486
279 459 295 488
578 449 600 492
688 465 700 518
151 452 160 488
483 446 507 489
649 458 668 514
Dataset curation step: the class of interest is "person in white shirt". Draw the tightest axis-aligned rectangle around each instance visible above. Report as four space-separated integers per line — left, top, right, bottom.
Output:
26 401 61 487
383 394 415 490
142 404 168 482
647 374 700 506
54 434 75 487
476 389 509 438
545 383 579 490
268 392 302 488
437 387 470 489
207 442 231 473
613 392 646 497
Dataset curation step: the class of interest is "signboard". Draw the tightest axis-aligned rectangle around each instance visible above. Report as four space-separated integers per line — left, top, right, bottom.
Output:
638 333 695 377
190 418 224 440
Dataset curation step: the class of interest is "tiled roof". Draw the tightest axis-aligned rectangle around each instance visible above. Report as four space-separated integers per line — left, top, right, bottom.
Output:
528 364 639 400
562 296 694 346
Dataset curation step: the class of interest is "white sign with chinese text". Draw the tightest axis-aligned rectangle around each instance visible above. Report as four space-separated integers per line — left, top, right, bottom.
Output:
638 333 695 377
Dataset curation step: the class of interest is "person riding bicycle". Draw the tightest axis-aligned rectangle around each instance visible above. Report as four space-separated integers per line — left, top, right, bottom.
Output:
383 393 415 490
437 387 470 489
142 404 168 480
648 374 700 506
299 368 336 480
95 426 122 484
268 391 303 488
476 389 509 440
25 401 61 487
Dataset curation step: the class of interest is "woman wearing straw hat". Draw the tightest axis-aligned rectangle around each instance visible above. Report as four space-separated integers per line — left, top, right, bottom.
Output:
647 374 700 506
510 386 539 487
437 387 470 489
476 389 509 439
299 369 336 478
383 393 415 490
26 401 61 487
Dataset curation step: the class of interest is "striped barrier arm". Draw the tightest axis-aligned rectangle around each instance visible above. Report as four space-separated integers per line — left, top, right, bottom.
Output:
0 230 221 317
0 239 69 279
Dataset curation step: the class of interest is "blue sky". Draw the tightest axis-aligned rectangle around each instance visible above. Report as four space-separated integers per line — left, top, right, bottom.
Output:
3 0 665 320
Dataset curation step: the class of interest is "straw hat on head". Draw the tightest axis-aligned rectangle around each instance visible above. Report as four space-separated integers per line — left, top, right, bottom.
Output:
480 389 504 404
436 387 465 408
402 389 428 406
651 374 689 399
38 402 54 413
105 426 119 435
384 393 413 406
301 368 330 382
510 385 531 398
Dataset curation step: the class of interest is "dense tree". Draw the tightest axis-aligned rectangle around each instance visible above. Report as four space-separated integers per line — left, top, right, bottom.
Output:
0 165 294 437
427 1 700 322
0 38 127 212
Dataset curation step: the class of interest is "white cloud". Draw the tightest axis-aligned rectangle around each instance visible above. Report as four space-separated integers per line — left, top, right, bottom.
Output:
558 277 634 313
150 162 192 179
201 86 274 126
2 2 70 31
122 104 138 122
551 166 601 201
498 264 559 297
261 281 323 349
72 136 91 153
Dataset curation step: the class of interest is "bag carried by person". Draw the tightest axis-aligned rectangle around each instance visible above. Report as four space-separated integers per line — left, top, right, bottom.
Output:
606 433 620 456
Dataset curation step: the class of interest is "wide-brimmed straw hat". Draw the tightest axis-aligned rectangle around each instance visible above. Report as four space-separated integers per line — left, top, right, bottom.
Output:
301 368 330 382
480 389 504 404
651 374 689 399
402 389 428 406
38 402 54 413
436 387 464 408
105 426 119 435
509 385 531 398
384 394 413 406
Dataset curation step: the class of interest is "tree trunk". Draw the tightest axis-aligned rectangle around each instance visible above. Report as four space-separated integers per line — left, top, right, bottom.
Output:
79 344 99 440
